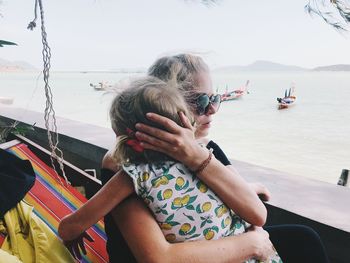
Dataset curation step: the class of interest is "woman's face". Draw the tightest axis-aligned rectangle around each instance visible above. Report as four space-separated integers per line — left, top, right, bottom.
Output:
192 72 218 139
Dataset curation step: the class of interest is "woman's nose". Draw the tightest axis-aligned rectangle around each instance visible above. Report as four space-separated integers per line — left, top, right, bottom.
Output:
206 103 217 116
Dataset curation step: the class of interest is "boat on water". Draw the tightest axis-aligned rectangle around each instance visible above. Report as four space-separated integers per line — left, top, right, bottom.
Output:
90 81 113 91
0 96 14 105
277 86 296 110
221 80 249 102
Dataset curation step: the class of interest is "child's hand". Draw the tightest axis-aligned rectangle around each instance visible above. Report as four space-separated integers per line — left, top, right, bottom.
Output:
63 231 94 260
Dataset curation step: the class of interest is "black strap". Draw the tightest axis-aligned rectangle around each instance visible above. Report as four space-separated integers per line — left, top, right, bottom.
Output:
0 148 36 217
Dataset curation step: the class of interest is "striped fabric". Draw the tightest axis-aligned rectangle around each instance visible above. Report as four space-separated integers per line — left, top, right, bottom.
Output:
6 143 109 263
0 233 4 247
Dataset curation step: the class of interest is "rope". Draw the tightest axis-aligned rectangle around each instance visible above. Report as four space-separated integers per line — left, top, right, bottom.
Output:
28 0 69 185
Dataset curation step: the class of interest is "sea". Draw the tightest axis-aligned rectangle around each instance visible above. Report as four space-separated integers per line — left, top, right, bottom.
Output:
1 71 349 185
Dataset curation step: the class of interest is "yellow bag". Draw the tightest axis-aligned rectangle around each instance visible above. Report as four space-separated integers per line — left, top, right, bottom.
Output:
0 201 74 263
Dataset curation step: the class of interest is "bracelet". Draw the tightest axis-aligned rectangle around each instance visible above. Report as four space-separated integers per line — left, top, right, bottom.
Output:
194 149 213 174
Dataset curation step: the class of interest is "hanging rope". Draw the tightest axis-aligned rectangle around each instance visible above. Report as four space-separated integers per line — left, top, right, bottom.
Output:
27 0 69 185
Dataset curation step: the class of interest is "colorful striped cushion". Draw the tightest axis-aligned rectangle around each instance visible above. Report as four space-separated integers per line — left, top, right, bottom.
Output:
7 143 108 263
0 233 5 247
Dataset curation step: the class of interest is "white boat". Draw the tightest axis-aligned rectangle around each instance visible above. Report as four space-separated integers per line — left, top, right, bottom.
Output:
0 96 14 105
90 81 113 91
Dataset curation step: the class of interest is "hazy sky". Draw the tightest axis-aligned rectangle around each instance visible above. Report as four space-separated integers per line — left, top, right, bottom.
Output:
1 0 349 70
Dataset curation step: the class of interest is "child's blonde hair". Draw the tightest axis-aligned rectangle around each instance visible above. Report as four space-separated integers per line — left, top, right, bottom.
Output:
110 76 193 164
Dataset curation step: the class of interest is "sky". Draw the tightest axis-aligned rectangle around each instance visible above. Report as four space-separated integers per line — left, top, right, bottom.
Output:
1 0 350 71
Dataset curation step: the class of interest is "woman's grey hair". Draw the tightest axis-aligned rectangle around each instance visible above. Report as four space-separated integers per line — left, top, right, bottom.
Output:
148 53 209 92
148 53 210 113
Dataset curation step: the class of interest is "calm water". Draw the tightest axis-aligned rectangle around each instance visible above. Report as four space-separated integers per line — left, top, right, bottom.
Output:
1 71 349 184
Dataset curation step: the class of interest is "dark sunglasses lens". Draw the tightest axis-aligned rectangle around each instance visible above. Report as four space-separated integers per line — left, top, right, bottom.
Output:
211 94 221 106
197 94 210 115
205 94 221 114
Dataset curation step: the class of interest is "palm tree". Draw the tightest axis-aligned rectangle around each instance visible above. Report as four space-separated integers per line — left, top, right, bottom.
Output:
305 0 350 31
0 40 17 47
1 0 17 47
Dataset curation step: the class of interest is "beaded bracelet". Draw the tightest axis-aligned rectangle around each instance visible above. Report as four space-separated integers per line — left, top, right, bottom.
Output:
194 149 213 174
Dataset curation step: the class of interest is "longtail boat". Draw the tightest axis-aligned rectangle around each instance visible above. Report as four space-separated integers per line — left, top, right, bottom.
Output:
277 86 296 110
221 80 250 102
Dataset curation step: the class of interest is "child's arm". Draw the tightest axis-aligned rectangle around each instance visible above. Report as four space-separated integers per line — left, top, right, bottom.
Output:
58 170 134 241
135 112 267 226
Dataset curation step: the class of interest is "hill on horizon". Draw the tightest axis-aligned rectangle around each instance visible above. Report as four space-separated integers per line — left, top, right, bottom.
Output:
213 60 307 72
2 58 350 72
313 64 350 71
0 58 37 71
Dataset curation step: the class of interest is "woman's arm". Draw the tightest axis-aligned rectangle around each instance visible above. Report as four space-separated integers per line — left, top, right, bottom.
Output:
194 154 267 226
113 195 275 263
207 144 271 202
135 112 267 226
58 170 134 241
225 164 271 202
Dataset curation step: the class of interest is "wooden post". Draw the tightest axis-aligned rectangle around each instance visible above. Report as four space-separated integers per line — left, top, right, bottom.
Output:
337 169 349 186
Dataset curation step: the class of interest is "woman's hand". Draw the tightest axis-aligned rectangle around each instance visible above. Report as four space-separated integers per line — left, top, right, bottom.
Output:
249 182 271 202
136 112 267 226
135 112 208 170
248 226 276 262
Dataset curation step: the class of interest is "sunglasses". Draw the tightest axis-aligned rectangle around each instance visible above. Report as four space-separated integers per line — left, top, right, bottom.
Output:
193 93 221 116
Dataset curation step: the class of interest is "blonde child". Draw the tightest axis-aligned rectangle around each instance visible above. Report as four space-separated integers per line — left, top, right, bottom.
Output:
58 76 281 262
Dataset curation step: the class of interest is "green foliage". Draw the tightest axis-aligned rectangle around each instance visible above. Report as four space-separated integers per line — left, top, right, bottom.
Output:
305 0 350 31
0 121 35 143
0 40 17 47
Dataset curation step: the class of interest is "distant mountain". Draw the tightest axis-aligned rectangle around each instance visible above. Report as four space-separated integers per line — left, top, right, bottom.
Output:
214 60 307 72
0 58 37 71
313 64 350 71
109 67 147 73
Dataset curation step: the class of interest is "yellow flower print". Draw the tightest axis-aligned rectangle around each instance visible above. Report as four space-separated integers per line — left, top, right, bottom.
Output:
156 189 173 201
214 204 228 218
176 177 185 186
141 172 150 181
196 202 212 214
165 233 176 242
202 202 212 212
171 195 197 210
179 223 196 236
158 214 180 230
163 189 173 199
221 216 232 228
160 222 173 230
196 181 208 193
151 174 175 188
203 226 219 240
137 172 150 187
175 177 190 191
